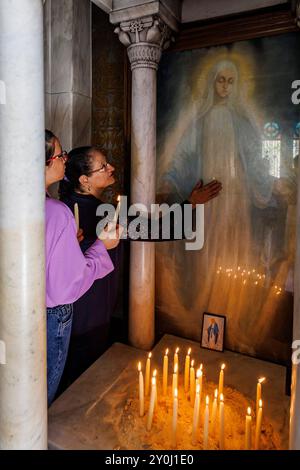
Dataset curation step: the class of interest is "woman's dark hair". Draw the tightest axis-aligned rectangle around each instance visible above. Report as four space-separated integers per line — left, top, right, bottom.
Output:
45 129 56 164
59 146 101 199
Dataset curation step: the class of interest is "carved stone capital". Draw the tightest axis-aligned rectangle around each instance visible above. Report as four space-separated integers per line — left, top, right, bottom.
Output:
114 15 174 70
127 42 162 70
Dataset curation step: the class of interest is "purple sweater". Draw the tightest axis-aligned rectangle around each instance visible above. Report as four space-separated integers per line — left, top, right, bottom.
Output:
46 197 114 307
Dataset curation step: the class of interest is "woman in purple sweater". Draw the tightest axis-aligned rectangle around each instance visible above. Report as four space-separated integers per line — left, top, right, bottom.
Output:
45 130 120 405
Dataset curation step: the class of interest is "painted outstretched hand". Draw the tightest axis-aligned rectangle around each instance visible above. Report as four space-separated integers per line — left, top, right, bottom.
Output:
188 179 222 207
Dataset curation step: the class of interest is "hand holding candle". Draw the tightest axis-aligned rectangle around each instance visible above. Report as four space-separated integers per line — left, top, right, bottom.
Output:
184 348 191 392
138 362 144 417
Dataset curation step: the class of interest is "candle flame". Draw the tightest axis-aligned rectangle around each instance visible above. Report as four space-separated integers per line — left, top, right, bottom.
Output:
174 388 178 398
152 377 156 386
214 389 218 399
247 407 251 416
196 384 200 394
206 396 209 405
258 377 265 384
174 363 178 374
200 363 203 371
153 369 157 377
175 347 179 354
117 195 121 202
191 359 194 367
165 348 169 355
187 348 191 355
196 368 201 378
259 399 263 408
221 363 225 370
220 393 224 402
148 352 152 359
138 362 141 371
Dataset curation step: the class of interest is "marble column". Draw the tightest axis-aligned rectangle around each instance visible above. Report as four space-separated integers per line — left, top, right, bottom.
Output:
0 0 47 449
115 18 172 350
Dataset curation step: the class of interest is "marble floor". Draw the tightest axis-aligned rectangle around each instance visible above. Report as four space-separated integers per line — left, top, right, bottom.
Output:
48 334 290 450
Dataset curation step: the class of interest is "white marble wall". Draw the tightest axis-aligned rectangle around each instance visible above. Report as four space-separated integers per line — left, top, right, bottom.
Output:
44 0 92 151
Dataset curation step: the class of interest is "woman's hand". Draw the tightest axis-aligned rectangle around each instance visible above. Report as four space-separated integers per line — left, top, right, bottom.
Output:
188 179 222 207
77 228 84 243
98 223 123 250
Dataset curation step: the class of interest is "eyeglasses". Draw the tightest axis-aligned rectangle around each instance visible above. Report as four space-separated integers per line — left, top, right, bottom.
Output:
89 162 110 174
46 151 69 164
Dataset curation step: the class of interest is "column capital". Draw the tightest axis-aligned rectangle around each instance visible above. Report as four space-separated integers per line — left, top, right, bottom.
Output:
114 16 174 70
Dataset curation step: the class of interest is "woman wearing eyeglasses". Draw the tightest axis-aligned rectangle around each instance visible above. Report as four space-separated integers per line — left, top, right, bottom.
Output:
45 132 121 405
57 146 222 390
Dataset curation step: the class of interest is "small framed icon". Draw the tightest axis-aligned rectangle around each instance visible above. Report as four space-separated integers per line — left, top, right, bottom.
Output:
201 312 226 352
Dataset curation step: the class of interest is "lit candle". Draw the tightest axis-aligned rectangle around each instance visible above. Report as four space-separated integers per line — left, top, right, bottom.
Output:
171 388 178 448
146 376 156 431
245 407 252 450
74 203 80 230
184 348 191 392
163 349 168 396
113 194 121 224
145 352 152 397
219 393 225 450
192 384 200 445
196 367 203 425
218 364 225 398
211 389 218 435
138 362 144 417
172 363 178 398
255 399 263 450
174 347 179 371
190 360 195 404
153 369 157 405
203 395 210 450
256 377 265 417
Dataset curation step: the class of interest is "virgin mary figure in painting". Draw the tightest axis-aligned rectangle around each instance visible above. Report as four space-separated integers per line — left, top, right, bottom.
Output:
157 57 292 360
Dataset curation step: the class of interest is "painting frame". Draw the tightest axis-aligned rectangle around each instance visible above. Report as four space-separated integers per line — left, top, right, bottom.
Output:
201 312 226 352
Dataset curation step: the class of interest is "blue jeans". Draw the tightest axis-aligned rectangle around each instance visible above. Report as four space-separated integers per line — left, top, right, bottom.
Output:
47 304 73 406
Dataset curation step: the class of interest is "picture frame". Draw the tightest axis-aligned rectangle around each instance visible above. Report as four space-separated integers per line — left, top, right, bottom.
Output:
201 313 226 352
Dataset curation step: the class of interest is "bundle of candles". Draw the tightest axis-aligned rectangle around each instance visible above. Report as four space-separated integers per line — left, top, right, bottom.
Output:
137 348 266 450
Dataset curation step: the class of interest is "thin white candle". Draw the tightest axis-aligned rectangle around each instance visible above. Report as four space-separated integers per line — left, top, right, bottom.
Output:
190 360 195 404
256 377 265 418
138 362 144 417
184 348 191 392
74 203 79 230
163 348 168 396
113 194 121 224
203 395 210 449
211 389 218 435
174 347 179 371
245 407 252 450
145 352 151 397
255 399 263 450
171 388 178 448
172 363 178 398
153 369 157 405
218 364 225 398
192 384 200 445
219 393 225 450
196 368 203 426
146 376 156 431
